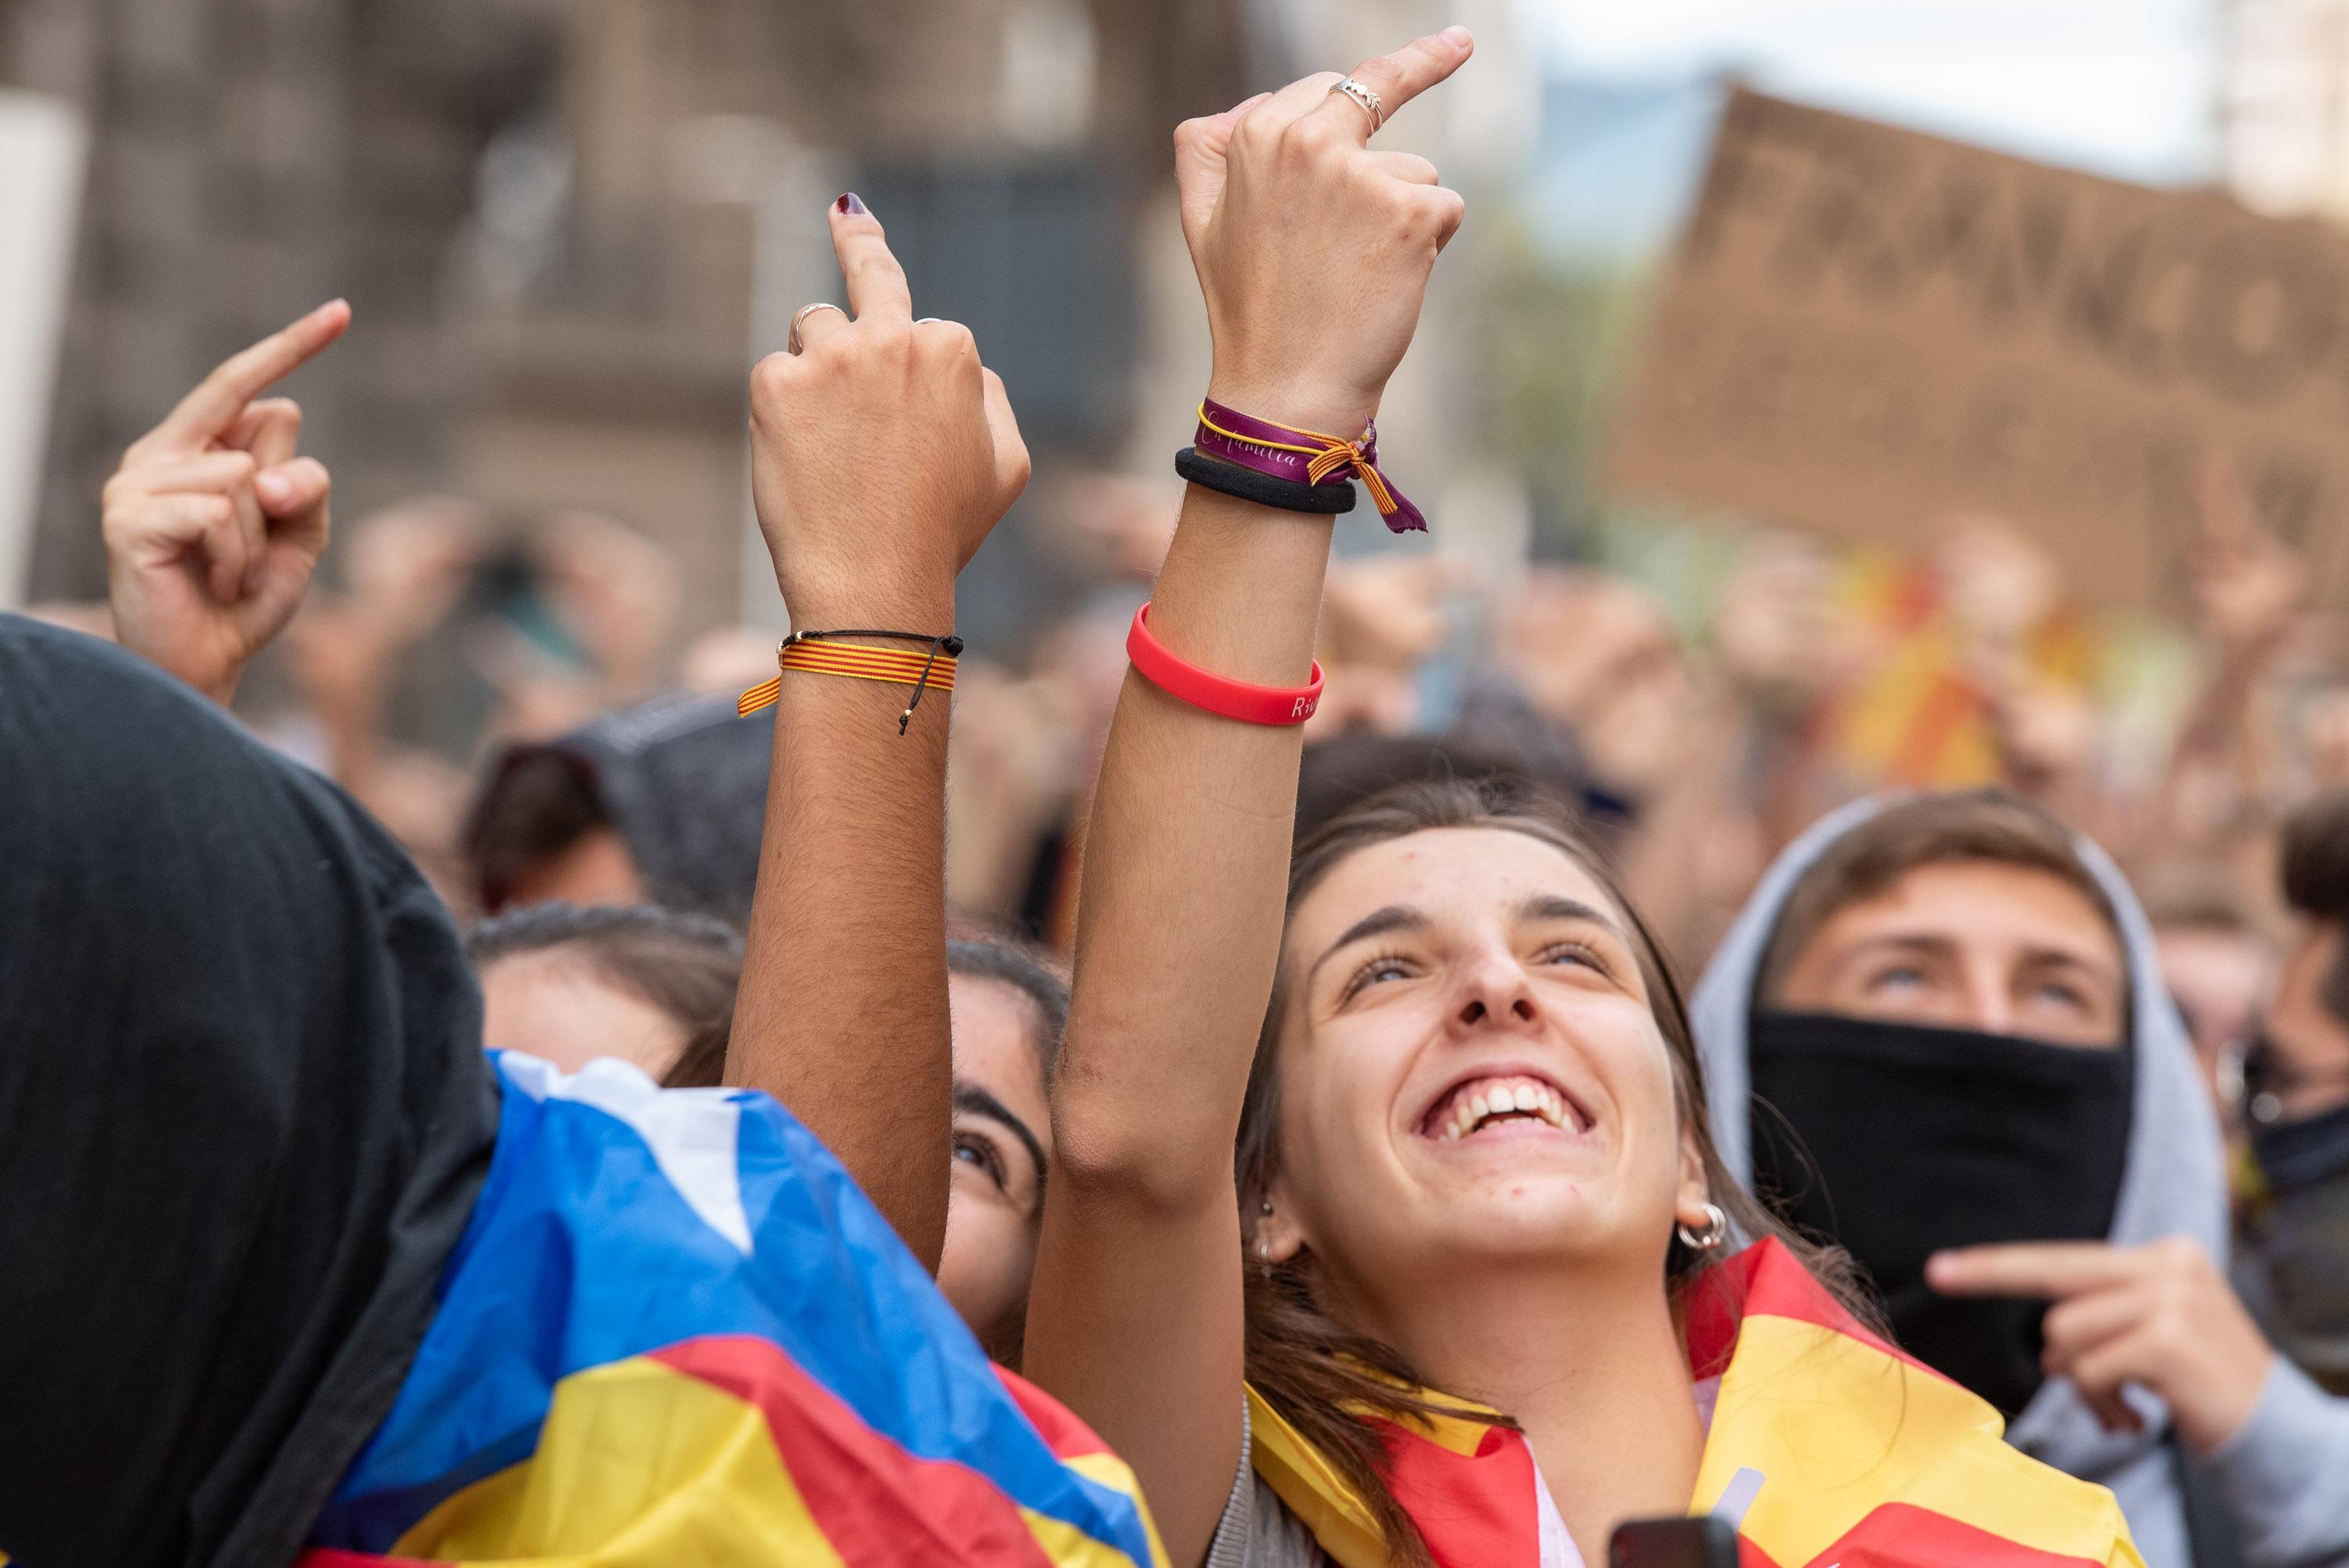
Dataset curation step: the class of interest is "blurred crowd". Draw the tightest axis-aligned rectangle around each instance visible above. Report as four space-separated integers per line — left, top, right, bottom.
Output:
34 431 2347 1069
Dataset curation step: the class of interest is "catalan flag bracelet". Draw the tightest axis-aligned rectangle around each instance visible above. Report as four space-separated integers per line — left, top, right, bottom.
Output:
737 629 962 735
1126 601 1322 726
1185 397 1426 532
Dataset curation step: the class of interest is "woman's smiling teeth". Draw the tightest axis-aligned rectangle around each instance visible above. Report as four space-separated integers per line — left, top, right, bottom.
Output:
1427 1075 1579 1141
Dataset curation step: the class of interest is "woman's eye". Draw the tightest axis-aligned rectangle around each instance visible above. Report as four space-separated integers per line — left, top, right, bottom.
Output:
1535 942 1603 972
953 1132 1007 1191
1340 953 1416 1003
2030 981 2088 1012
1866 965 1927 994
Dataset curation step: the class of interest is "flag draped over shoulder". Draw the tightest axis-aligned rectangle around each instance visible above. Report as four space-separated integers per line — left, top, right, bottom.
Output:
1246 1238 2145 1568
298 1053 1164 1568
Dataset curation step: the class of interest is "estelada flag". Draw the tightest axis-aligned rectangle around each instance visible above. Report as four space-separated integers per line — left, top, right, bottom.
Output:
297 1053 1164 1567
1247 1237 2145 1568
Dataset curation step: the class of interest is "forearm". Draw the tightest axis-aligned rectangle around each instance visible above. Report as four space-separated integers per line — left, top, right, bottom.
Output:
731 623 954 1269
1054 482 1333 1200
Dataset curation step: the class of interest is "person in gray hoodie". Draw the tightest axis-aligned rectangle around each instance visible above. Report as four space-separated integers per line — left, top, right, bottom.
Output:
1691 789 2349 1568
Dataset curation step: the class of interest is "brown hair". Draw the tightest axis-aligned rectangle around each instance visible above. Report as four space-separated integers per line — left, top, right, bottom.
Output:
2282 789 2349 1029
465 902 742 1087
1236 778 1866 1566
1755 789 2117 1004
947 936 1070 1087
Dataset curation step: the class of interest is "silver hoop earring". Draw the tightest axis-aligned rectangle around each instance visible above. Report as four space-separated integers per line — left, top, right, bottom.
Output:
1675 1202 1728 1253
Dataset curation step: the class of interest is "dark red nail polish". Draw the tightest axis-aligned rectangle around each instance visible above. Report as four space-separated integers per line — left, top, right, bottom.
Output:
835 192 867 215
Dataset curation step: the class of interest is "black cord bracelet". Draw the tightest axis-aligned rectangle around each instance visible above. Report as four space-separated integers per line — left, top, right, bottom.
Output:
783 628 964 735
1174 447 1357 515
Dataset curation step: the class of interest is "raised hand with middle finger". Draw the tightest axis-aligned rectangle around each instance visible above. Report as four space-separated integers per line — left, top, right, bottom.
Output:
731 195 1030 1274
102 299 351 703
747 196 1029 633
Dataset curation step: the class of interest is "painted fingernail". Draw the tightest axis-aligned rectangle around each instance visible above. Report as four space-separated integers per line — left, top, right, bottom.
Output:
835 192 867 215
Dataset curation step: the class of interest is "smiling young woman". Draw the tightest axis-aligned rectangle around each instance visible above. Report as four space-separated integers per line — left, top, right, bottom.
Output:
1224 780 1835 1563
1018 31 2145 1568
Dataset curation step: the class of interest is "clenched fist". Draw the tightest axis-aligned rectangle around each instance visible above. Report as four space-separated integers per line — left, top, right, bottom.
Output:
749 197 1029 632
103 301 349 703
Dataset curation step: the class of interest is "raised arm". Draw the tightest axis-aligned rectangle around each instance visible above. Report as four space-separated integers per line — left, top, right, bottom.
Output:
101 301 348 705
727 200 1029 1271
1022 34 1470 1563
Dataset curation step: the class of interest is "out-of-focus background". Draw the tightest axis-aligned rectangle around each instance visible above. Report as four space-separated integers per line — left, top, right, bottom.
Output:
7 0 2349 975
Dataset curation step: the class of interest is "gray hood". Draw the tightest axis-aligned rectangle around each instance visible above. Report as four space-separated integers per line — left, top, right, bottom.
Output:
1688 794 2228 1556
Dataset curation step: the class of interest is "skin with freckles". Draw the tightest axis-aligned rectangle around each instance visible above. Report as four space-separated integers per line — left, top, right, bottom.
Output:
1775 860 2126 1047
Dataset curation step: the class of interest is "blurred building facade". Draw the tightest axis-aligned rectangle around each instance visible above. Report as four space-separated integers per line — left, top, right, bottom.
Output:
2218 0 2349 214
2 0 1260 627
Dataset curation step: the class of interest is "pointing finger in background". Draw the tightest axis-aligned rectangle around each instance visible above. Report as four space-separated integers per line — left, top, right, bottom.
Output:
141 300 351 455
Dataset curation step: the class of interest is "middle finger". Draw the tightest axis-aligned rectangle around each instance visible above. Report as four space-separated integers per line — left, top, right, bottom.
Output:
828 195 913 323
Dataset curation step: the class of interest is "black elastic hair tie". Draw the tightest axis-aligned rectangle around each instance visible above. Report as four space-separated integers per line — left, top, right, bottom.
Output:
1175 447 1356 515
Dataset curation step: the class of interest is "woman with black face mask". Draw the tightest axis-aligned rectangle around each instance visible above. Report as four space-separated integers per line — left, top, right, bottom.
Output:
1693 791 2349 1568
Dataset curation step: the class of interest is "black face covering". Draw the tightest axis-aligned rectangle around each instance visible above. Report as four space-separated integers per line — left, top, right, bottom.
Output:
2249 1100 2349 1391
1748 1011 2132 1417
0 616 498 1568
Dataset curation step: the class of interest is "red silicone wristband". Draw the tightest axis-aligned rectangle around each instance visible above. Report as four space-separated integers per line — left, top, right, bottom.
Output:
1126 602 1324 726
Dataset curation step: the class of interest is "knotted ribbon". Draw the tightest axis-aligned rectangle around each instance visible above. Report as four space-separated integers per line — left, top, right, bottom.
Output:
1193 398 1427 533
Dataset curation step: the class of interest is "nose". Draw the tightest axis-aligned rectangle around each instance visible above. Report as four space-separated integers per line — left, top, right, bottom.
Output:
1958 957 2016 1037
1448 946 1543 1036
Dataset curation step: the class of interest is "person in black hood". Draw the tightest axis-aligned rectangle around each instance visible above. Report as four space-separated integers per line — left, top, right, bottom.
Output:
0 611 501 1568
1693 789 2349 1568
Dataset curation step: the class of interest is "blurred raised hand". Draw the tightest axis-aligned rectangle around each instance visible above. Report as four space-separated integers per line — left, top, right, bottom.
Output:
2192 452 2304 666
1177 28 1471 435
748 197 1029 630
102 301 350 703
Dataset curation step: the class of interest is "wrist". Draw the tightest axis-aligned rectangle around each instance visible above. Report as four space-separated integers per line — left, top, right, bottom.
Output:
1203 369 1375 438
781 575 957 636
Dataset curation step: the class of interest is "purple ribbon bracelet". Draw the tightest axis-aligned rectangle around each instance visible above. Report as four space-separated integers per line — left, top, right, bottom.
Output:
1192 398 1427 533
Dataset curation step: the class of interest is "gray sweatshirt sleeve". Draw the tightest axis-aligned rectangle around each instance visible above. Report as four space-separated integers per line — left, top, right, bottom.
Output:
2203 1357 2349 1568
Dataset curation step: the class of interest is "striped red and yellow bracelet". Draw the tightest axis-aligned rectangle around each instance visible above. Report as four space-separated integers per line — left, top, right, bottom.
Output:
738 629 962 734
1185 397 1426 532
1125 601 1323 726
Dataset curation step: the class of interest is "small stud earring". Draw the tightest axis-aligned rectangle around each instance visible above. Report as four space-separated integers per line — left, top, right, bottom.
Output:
1260 1199 1274 1216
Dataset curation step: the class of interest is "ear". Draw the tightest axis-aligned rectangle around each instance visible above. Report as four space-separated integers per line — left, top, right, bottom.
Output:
1672 1122 1714 1235
1254 1175 1309 1267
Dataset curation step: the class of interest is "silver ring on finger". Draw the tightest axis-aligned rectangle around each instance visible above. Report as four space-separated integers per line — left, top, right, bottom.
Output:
1329 77 1383 135
788 302 846 355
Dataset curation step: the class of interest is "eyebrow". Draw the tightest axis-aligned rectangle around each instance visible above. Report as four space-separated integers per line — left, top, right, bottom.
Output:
1308 904 1429 988
953 1080 1048 1206
1517 893 1625 939
1844 932 2123 989
1306 894 1629 991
